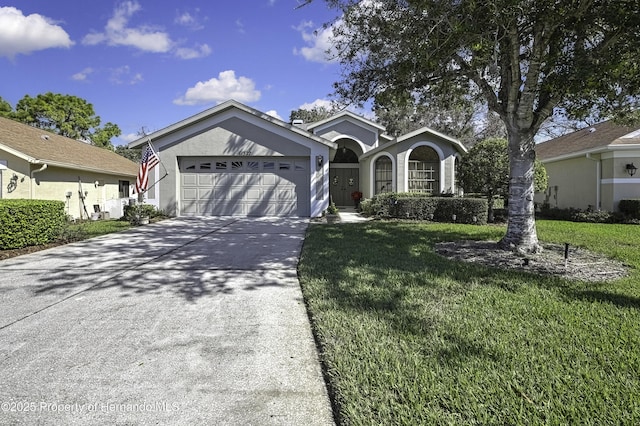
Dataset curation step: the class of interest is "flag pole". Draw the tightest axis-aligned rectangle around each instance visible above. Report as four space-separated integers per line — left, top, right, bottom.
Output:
141 138 168 196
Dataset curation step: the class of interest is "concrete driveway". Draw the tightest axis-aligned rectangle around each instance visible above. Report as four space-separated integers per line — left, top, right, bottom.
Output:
0 217 334 425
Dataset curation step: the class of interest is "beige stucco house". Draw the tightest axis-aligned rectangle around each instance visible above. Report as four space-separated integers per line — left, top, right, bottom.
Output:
0 116 139 219
129 100 467 218
535 120 640 212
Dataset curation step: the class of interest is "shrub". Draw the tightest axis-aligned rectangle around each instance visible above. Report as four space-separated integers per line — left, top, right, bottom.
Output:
123 203 162 224
537 206 638 224
619 199 640 219
0 199 66 249
365 192 488 224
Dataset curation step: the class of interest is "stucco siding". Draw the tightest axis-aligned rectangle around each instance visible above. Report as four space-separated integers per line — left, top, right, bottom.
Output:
0 151 33 199
314 121 378 148
540 157 598 210
0 156 132 218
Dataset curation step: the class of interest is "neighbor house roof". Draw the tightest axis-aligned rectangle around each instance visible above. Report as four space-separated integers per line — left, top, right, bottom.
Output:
0 116 138 176
535 120 640 162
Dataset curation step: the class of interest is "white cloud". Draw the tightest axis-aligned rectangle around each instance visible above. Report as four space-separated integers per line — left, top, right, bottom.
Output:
174 70 261 106
235 19 245 34
293 20 338 63
72 67 94 81
110 65 143 85
82 1 172 53
175 43 211 59
299 98 336 110
174 9 205 31
265 110 283 120
0 6 74 58
118 132 141 143
83 2 210 60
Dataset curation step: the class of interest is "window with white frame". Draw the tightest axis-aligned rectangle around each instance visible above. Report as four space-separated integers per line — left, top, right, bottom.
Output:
408 146 439 194
375 156 393 194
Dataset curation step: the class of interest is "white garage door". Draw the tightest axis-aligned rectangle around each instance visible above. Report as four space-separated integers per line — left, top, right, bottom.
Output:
180 157 310 217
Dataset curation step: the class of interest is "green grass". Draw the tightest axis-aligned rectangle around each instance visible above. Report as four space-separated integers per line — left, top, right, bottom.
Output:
61 219 133 242
298 220 640 425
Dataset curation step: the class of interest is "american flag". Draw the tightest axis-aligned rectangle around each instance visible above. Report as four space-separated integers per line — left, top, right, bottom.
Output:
134 142 160 194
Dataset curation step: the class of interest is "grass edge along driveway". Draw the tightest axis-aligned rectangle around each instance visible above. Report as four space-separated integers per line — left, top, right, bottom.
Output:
298 220 640 425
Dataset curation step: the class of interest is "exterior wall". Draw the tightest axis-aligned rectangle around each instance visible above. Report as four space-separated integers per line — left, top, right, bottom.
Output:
313 120 379 150
537 157 598 210
537 151 640 212
30 166 132 219
0 153 133 219
601 152 640 211
0 151 32 199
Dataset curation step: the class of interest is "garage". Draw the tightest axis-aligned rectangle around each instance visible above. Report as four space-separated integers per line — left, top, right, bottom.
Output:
180 156 310 217
129 100 335 218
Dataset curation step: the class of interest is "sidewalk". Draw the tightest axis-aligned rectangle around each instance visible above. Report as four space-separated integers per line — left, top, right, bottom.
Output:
337 207 371 223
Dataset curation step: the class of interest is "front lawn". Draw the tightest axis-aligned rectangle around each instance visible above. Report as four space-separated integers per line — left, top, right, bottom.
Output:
298 220 640 425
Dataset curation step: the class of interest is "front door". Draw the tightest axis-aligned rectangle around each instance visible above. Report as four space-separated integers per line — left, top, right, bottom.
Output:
329 167 359 206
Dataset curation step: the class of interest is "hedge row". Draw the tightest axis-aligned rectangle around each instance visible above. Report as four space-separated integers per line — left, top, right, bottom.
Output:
0 199 66 249
538 205 640 224
361 192 488 225
619 199 640 219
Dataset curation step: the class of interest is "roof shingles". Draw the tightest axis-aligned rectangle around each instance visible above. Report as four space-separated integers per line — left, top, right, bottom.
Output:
535 120 640 161
0 117 138 176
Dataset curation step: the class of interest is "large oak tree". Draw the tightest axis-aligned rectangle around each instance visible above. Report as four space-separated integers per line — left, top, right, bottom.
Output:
10 92 121 150
318 0 640 252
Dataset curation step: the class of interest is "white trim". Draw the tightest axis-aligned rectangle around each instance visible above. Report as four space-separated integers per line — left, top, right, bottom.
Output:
540 144 640 163
397 126 467 153
452 153 462 194
370 152 396 195
328 134 368 155
404 142 445 194
621 129 640 138
601 178 640 184
307 110 386 133
130 100 336 150
585 153 601 209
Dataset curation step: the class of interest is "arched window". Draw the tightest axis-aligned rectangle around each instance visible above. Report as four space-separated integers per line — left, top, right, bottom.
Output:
408 146 439 194
333 147 359 163
375 156 393 194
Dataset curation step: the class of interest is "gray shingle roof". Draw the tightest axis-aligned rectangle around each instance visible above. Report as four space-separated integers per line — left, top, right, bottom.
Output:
535 120 640 161
0 117 138 176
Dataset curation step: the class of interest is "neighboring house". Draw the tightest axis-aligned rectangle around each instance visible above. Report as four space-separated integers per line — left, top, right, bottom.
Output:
0 117 139 219
534 120 640 212
130 100 467 218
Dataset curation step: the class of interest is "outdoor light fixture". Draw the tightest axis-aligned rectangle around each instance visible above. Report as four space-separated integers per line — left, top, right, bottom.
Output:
316 155 323 170
626 163 637 177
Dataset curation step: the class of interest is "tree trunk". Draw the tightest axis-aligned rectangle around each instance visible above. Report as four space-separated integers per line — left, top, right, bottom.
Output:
499 132 541 253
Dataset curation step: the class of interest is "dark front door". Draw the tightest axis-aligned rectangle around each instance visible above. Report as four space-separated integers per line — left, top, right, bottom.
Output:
330 167 359 206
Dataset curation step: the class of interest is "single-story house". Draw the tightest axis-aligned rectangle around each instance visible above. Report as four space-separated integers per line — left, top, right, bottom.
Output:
0 116 139 219
129 100 467 218
534 120 640 211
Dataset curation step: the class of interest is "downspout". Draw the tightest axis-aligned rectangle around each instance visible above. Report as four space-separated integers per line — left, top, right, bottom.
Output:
30 163 48 199
585 154 600 210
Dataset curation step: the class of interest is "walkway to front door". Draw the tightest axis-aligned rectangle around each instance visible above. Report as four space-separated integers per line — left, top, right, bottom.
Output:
329 167 359 206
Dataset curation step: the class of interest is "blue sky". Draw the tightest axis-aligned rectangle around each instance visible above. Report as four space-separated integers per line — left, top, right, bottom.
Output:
0 1 344 145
